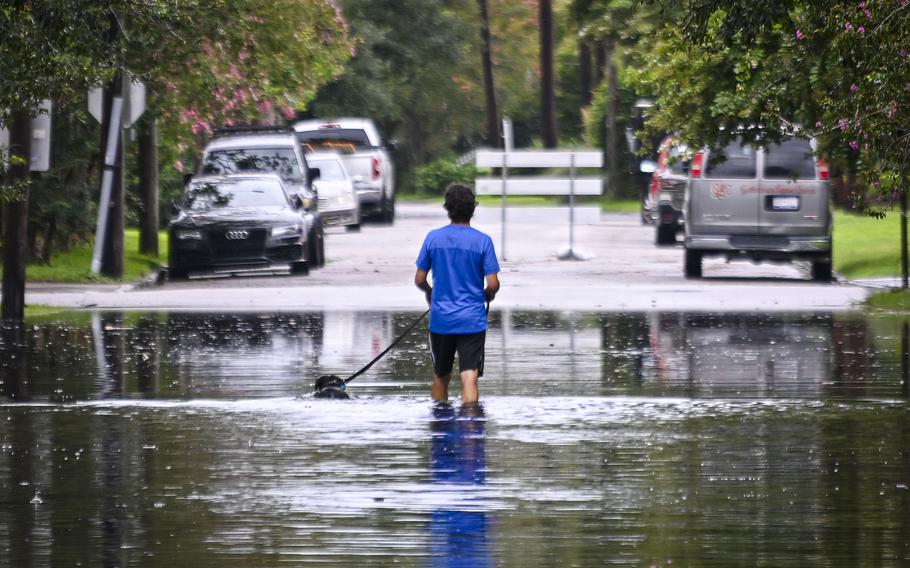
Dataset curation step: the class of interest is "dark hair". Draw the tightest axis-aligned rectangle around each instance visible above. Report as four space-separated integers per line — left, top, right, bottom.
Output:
444 182 477 223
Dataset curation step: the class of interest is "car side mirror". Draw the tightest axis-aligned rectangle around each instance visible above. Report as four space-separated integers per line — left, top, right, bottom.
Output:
182 173 193 186
309 167 320 181
639 160 657 174
291 194 304 210
387 139 400 152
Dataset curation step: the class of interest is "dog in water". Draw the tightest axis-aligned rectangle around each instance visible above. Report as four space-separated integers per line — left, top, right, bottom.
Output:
313 375 351 399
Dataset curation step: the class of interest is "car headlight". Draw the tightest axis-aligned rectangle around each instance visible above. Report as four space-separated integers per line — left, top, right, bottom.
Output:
302 196 315 210
176 229 202 240
271 224 303 238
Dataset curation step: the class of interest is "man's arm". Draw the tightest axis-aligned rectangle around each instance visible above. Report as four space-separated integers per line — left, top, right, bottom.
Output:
415 269 432 306
484 273 500 303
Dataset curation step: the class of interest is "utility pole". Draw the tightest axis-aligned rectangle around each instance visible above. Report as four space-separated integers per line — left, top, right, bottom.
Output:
137 115 159 256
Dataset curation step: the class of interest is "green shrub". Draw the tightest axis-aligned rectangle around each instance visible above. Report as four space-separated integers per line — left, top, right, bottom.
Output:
412 157 478 196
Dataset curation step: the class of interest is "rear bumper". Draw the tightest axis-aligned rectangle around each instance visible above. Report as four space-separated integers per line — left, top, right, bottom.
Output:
320 207 358 227
686 234 831 259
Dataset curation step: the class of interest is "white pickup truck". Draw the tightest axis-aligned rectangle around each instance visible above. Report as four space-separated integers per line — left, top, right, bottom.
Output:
293 118 396 223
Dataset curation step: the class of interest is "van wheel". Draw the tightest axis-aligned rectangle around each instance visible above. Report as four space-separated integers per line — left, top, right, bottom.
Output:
656 224 676 245
684 249 702 278
812 260 833 282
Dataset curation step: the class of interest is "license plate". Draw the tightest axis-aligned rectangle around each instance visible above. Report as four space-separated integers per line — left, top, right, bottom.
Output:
771 196 799 211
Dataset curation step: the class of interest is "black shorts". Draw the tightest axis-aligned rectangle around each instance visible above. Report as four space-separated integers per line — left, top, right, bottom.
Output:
429 331 486 377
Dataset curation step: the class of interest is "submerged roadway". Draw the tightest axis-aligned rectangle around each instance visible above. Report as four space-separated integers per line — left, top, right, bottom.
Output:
23 202 872 312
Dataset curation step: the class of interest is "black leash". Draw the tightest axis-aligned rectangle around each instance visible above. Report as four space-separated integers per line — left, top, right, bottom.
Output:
343 308 430 385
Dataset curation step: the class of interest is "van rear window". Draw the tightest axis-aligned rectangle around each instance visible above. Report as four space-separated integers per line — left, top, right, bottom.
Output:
705 141 756 179
764 139 816 180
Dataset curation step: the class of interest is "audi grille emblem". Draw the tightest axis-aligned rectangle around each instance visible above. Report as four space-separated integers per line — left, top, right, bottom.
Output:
225 230 249 240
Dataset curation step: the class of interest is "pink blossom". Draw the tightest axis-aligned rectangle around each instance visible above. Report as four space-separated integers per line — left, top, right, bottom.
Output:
845 22 854 30
257 99 273 115
838 117 849 130
865 9 872 18
815 120 823 128
859 1 865 7
872 180 881 189
848 140 859 150
850 83 858 93
858 26 865 33
280 105 296 120
174 160 185 173
900 49 908 58
796 29 806 40
191 120 209 134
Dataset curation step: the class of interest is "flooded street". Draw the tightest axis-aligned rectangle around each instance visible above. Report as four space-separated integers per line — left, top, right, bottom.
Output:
2 310 910 566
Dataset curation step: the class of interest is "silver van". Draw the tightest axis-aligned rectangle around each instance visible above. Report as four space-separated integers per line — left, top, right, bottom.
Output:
683 137 832 281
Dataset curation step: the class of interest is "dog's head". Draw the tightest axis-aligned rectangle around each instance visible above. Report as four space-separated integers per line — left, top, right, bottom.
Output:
315 375 346 391
313 375 350 399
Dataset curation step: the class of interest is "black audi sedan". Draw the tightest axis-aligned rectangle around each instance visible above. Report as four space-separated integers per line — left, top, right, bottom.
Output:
168 174 311 279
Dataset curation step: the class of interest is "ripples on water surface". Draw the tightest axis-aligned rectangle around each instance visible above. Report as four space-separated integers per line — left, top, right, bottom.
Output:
1 310 909 566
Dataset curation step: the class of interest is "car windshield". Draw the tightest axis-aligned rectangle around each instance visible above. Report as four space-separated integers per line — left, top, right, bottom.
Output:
184 179 288 211
201 148 302 178
764 139 816 180
308 158 347 181
297 129 372 152
667 143 691 175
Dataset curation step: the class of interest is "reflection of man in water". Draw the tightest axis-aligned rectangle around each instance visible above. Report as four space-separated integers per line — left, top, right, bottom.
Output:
415 183 500 403
428 403 491 567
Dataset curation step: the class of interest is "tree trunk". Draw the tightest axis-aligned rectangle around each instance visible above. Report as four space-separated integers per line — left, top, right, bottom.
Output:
594 41 606 87
539 0 558 148
1 114 32 323
137 116 159 256
100 71 125 278
605 42 619 197
477 0 501 147
580 41 592 107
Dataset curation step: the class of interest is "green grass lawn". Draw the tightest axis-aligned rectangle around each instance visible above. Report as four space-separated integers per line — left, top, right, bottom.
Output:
14 229 168 283
833 209 903 279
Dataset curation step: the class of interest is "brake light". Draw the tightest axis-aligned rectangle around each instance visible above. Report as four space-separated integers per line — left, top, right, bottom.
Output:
691 151 704 177
817 159 829 180
320 122 340 129
371 157 381 180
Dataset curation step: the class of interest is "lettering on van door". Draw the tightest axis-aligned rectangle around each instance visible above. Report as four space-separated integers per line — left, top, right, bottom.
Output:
710 183 731 199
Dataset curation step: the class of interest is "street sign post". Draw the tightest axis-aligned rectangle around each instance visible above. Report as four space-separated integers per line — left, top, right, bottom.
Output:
89 77 145 275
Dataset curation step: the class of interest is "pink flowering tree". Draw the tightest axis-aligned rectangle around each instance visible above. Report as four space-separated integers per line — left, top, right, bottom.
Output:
138 0 353 172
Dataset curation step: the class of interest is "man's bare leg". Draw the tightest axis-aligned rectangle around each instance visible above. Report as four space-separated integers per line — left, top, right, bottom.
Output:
461 369 479 403
432 373 451 402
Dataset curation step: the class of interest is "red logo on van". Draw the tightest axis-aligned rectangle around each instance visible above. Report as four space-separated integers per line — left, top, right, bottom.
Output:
710 183 731 199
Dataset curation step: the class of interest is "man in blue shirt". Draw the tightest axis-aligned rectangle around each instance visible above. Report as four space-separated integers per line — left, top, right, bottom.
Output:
415 183 500 403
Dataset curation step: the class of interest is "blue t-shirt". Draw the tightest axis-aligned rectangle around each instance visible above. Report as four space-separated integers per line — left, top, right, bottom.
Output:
416 224 500 334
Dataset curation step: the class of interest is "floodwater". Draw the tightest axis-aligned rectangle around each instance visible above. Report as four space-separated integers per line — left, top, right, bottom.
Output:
1 310 909 567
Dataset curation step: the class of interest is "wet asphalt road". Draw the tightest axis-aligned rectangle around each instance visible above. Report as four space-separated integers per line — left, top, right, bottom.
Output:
23 202 869 311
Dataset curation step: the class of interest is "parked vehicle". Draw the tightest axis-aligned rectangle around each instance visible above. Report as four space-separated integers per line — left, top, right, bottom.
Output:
683 137 832 281
294 118 396 223
305 152 361 231
650 136 691 245
168 174 311 279
196 127 325 267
